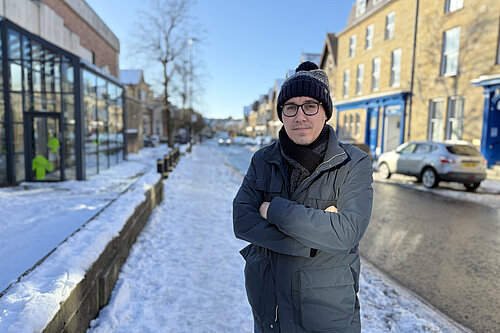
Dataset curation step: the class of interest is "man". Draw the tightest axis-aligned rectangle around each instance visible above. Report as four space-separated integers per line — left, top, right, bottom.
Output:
233 61 373 333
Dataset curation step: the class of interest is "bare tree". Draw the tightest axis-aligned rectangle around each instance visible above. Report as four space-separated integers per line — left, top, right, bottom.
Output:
132 0 196 147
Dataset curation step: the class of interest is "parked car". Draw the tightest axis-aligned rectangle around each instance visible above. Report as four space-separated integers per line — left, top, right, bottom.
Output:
218 137 232 146
143 135 159 147
376 141 487 191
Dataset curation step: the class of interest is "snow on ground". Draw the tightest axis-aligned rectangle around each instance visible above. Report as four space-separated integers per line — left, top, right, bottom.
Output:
372 172 500 209
0 145 169 294
87 143 470 333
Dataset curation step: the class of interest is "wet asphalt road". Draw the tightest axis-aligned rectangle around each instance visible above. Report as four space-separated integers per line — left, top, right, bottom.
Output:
213 141 500 332
361 181 500 333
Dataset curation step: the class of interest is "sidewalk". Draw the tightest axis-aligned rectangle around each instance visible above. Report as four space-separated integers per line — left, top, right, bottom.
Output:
87 143 469 333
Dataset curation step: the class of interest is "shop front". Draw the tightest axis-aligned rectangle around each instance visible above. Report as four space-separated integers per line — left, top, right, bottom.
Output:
0 18 125 186
335 92 408 157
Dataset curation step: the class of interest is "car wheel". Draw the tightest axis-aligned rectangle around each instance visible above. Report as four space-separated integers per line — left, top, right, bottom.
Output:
422 168 438 188
378 162 391 179
464 182 480 192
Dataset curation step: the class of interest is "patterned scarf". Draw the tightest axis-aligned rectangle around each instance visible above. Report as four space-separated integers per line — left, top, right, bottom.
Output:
279 125 329 194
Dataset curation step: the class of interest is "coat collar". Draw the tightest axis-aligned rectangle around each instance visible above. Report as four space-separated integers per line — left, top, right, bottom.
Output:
262 125 347 170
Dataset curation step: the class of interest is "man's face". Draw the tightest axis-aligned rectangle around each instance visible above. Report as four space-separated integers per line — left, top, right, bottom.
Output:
282 96 327 146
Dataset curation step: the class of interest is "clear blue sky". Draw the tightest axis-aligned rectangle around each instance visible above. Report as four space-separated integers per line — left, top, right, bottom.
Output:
86 0 354 119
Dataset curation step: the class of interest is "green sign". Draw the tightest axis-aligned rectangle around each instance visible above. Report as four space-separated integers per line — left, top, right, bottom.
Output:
32 155 54 180
47 136 60 154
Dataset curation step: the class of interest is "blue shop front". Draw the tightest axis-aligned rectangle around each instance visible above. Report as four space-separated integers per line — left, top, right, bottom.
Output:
335 91 408 157
472 75 500 168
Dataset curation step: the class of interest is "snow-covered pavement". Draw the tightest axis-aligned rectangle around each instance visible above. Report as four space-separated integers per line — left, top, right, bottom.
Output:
0 146 169 295
87 143 470 333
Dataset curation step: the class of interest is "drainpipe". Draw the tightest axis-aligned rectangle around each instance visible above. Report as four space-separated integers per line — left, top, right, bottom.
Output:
407 0 420 141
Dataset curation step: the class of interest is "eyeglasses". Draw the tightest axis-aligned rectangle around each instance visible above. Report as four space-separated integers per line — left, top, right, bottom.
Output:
282 102 322 117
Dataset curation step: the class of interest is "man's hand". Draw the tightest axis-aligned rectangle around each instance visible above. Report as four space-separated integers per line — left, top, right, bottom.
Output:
259 201 270 220
324 205 338 213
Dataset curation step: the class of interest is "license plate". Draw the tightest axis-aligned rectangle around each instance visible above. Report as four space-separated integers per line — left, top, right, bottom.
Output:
462 161 478 167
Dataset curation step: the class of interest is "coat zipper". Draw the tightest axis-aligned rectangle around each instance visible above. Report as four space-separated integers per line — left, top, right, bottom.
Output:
275 304 278 322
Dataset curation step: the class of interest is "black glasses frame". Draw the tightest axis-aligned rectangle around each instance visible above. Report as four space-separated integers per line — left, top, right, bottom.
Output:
281 102 322 117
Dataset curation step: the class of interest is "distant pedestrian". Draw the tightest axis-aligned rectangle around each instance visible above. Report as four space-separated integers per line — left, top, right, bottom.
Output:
233 61 373 332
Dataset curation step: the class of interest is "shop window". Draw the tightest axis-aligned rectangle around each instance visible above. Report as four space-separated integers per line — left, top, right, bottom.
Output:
365 24 374 50
441 26 460 76
445 0 463 13
355 113 361 137
356 64 364 95
446 96 464 140
429 99 444 141
344 114 349 137
372 57 381 91
349 35 357 58
390 49 401 87
385 11 395 40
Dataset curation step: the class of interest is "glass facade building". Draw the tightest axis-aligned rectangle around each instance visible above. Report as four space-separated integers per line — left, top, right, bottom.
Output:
0 18 125 186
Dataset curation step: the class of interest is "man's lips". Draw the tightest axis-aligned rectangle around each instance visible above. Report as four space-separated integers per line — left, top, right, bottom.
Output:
292 127 311 131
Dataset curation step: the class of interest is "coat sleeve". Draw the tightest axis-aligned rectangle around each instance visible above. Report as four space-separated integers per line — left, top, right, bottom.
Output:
266 155 373 254
233 154 312 258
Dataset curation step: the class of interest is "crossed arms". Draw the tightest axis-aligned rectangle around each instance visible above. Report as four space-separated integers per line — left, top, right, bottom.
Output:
233 154 373 257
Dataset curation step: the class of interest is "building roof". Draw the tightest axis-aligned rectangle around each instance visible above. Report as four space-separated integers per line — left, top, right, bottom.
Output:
120 69 144 85
343 0 392 33
319 33 338 70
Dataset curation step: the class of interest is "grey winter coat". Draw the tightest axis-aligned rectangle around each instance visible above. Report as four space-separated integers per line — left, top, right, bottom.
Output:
233 126 373 333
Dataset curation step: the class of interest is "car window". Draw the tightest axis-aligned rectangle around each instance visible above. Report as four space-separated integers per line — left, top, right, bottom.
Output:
399 143 416 155
446 144 481 156
414 144 431 154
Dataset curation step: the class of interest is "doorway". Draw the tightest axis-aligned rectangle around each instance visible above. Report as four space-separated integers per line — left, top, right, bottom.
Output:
27 115 62 181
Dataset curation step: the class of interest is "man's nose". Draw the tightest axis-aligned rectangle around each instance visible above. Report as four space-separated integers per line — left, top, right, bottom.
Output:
295 107 307 121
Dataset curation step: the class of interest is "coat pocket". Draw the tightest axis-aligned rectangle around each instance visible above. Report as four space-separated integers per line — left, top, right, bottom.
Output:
307 186 337 211
296 265 356 331
255 177 283 202
240 245 275 324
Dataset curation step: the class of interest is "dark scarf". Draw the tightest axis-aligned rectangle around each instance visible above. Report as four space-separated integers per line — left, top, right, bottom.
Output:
279 125 329 193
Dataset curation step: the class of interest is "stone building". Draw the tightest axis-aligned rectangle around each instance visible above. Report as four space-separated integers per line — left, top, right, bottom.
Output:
321 0 500 167
0 0 125 185
120 69 153 153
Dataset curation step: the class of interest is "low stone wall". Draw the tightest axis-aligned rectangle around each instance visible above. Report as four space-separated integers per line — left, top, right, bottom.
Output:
42 176 163 333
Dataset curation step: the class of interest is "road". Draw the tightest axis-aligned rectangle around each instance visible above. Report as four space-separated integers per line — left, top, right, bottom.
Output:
213 140 500 332
362 181 500 333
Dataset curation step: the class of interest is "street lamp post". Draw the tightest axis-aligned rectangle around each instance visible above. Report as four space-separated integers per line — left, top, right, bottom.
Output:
188 38 197 142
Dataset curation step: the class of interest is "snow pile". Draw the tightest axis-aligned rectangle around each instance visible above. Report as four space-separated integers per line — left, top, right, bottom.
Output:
0 146 166 332
87 144 469 333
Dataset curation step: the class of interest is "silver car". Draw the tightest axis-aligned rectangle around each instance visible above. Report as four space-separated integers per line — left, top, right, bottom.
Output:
377 141 487 191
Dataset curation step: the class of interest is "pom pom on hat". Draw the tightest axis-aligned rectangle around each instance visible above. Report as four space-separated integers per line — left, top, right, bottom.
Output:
295 61 319 72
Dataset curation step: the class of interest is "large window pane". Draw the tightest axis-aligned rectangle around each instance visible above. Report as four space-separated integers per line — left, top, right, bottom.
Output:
86 152 98 178
10 92 23 122
9 61 22 91
13 123 24 152
0 153 6 184
8 30 21 59
62 59 74 93
14 153 25 182
63 94 75 123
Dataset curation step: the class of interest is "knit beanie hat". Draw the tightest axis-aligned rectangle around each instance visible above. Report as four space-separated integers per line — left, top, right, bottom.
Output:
277 61 333 122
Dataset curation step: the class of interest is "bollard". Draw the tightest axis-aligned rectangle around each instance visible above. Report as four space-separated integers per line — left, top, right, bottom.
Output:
157 159 163 175
163 154 171 176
